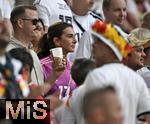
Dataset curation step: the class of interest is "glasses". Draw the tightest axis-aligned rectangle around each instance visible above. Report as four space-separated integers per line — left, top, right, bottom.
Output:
21 18 40 25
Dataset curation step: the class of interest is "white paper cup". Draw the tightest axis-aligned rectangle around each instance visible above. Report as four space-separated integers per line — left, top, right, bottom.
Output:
50 47 63 58
50 47 64 70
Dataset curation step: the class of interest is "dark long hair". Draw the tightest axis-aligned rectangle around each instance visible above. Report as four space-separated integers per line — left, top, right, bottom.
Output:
38 22 73 59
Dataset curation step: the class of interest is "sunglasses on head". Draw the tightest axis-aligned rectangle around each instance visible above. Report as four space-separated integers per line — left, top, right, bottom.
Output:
21 18 40 25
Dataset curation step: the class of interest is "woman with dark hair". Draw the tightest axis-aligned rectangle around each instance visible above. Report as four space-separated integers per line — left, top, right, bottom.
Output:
38 22 76 99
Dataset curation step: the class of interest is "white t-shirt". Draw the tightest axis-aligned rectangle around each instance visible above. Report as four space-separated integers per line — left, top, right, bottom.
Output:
72 12 99 42
91 0 104 19
34 0 73 27
84 63 150 124
62 63 150 124
137 67 150 89
75 31 93 59
69 11 102 61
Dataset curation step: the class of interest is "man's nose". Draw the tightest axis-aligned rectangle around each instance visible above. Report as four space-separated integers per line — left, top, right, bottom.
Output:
141 50 146 57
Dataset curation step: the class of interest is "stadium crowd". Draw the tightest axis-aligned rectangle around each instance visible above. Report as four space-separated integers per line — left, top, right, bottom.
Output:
0 0 150 124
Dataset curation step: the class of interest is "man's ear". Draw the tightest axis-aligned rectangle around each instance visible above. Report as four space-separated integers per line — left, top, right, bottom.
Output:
17 19 24 28
53 37 61 47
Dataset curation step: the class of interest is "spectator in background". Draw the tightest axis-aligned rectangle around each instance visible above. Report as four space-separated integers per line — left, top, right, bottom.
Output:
53 58 95 124
34 0 73 32
38 22 76 100
128 28 150 90
103 0 126 26
82 86 123 124
75 0 128 59
123 28 150 71
103 0 138 33
8 48 50 98
71 0 102 42
68 0 102 61
9 48 34 84
6 5 44 85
